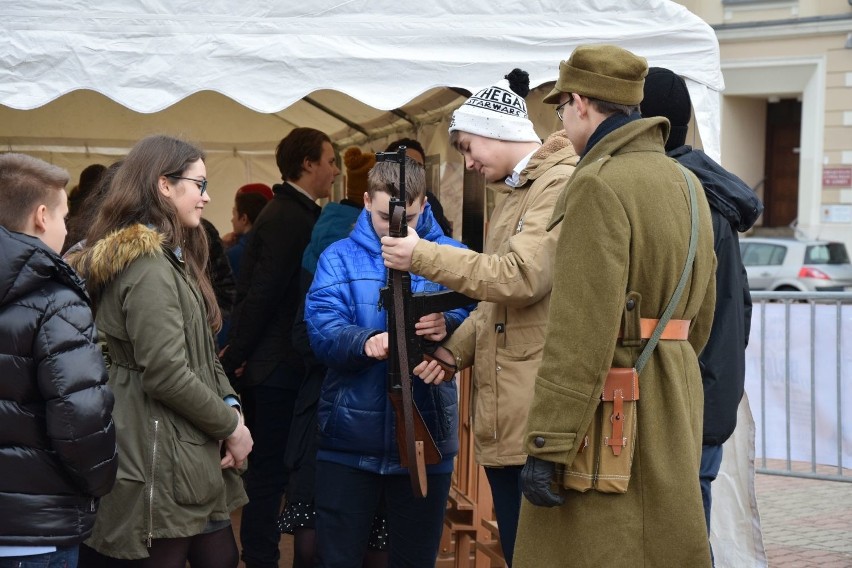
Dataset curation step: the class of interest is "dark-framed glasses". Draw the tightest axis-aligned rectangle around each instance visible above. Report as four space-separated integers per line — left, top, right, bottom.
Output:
555 95 575 121
167 175 208 196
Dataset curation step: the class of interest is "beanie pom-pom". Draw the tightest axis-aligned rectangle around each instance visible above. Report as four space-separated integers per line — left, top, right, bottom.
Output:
344 146 376 171
344 146 376 205
448 70 540 143
505 68 530 99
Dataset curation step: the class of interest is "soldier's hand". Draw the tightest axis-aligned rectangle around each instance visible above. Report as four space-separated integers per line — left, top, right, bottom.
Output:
521 455 565 507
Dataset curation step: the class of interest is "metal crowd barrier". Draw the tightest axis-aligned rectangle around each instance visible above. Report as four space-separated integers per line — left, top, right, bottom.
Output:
748 291 851 482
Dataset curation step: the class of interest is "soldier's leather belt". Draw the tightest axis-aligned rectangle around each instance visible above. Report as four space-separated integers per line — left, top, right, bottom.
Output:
618 318 690 340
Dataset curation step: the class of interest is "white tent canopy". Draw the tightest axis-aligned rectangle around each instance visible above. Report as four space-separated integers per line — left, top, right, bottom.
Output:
1 0 724 229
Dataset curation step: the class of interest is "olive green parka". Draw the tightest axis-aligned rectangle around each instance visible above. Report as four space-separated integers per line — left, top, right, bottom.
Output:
67 224 247 560
515 118 717 568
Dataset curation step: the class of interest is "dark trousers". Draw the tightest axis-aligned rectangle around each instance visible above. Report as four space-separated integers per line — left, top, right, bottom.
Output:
484 465 523 567
239 367 299 568
314 460 452 568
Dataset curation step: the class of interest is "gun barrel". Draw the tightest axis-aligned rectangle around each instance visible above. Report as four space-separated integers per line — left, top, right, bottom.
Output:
412 289 475 317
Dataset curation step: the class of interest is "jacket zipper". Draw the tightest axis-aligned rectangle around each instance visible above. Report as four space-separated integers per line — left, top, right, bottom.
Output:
147 419 160 548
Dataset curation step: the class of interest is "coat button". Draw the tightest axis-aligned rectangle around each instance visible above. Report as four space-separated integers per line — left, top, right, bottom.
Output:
626 298 635 311
496 365 502 372
534 436 546 448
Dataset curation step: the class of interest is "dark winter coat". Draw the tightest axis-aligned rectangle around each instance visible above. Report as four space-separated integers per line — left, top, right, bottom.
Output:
200 217 236 323
669 145 763 446
222 183 321 388
286 199 361 502
0 226 117 547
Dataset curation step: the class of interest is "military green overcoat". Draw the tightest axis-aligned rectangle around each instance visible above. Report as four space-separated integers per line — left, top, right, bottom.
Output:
515 118 717 568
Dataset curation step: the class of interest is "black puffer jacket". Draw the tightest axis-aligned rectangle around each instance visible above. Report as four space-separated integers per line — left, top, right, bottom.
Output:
669 146 764 446
0 226 117 546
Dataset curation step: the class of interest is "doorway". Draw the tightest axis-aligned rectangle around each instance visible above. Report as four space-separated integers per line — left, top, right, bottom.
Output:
763 98 801 228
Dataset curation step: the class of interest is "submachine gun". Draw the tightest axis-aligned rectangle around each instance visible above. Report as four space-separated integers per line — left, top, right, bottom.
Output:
376 147 474 498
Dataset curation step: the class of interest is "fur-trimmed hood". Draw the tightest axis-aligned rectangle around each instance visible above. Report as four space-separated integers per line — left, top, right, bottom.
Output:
516 130 578 189
65 224 166 292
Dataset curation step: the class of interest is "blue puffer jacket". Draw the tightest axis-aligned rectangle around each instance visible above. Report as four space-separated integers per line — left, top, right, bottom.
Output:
305 204 472 475
301 200 361 275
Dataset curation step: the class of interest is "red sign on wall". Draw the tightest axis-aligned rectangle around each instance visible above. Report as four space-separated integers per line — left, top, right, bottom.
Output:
823 167 852 188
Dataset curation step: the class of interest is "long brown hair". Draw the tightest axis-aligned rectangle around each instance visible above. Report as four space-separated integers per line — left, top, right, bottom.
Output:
85 135 221 330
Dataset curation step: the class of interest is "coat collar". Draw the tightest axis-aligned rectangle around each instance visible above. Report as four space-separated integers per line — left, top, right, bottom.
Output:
516 130 579 188
581 112 641 160
65 223 165 292
578 117 670 170
273 182 323 214
0 225 89 304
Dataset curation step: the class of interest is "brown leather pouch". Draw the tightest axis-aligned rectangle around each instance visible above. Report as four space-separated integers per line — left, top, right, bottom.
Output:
560 367 639 494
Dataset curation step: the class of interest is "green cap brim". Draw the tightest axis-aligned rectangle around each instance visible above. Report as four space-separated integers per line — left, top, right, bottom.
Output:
542 86 563 105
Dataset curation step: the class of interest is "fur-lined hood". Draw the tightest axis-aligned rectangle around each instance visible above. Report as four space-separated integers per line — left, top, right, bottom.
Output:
515 130 578 190
65 224 166 292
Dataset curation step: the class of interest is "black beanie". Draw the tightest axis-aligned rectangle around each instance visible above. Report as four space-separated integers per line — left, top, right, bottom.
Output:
641 67 691 152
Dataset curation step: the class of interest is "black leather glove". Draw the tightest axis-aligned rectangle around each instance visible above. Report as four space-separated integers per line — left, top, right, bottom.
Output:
521 455 565 507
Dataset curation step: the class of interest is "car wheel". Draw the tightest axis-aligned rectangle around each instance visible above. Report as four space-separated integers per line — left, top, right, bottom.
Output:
773 285 808 303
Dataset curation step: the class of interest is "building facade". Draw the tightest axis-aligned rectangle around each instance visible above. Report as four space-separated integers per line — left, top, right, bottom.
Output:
676 0 852 247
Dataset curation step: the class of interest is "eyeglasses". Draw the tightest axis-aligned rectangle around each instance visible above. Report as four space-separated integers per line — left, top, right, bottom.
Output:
555 95 575 121
167 175 208 196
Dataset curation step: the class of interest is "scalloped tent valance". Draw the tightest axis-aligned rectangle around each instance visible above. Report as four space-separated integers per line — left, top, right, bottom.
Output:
1 0 723 157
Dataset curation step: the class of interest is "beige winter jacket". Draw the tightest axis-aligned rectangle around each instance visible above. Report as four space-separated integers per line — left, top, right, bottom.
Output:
410 131 578 466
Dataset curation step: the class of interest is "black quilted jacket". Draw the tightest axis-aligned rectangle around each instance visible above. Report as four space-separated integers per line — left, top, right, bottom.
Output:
669 146 764 445
0 226 117 546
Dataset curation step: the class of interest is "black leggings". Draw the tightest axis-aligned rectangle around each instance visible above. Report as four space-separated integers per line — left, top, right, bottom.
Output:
78 525 239 568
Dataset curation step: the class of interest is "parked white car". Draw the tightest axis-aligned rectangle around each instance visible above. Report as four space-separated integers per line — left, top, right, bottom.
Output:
739 237 852 291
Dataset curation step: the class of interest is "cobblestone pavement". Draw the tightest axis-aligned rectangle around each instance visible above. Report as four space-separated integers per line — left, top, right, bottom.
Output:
755 471 852 567
231 470 852 567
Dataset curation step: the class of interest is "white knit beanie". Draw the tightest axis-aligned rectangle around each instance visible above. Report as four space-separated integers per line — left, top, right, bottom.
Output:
449 74 540 143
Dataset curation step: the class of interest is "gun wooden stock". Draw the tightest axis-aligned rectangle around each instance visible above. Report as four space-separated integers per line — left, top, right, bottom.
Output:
389 389 442 468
